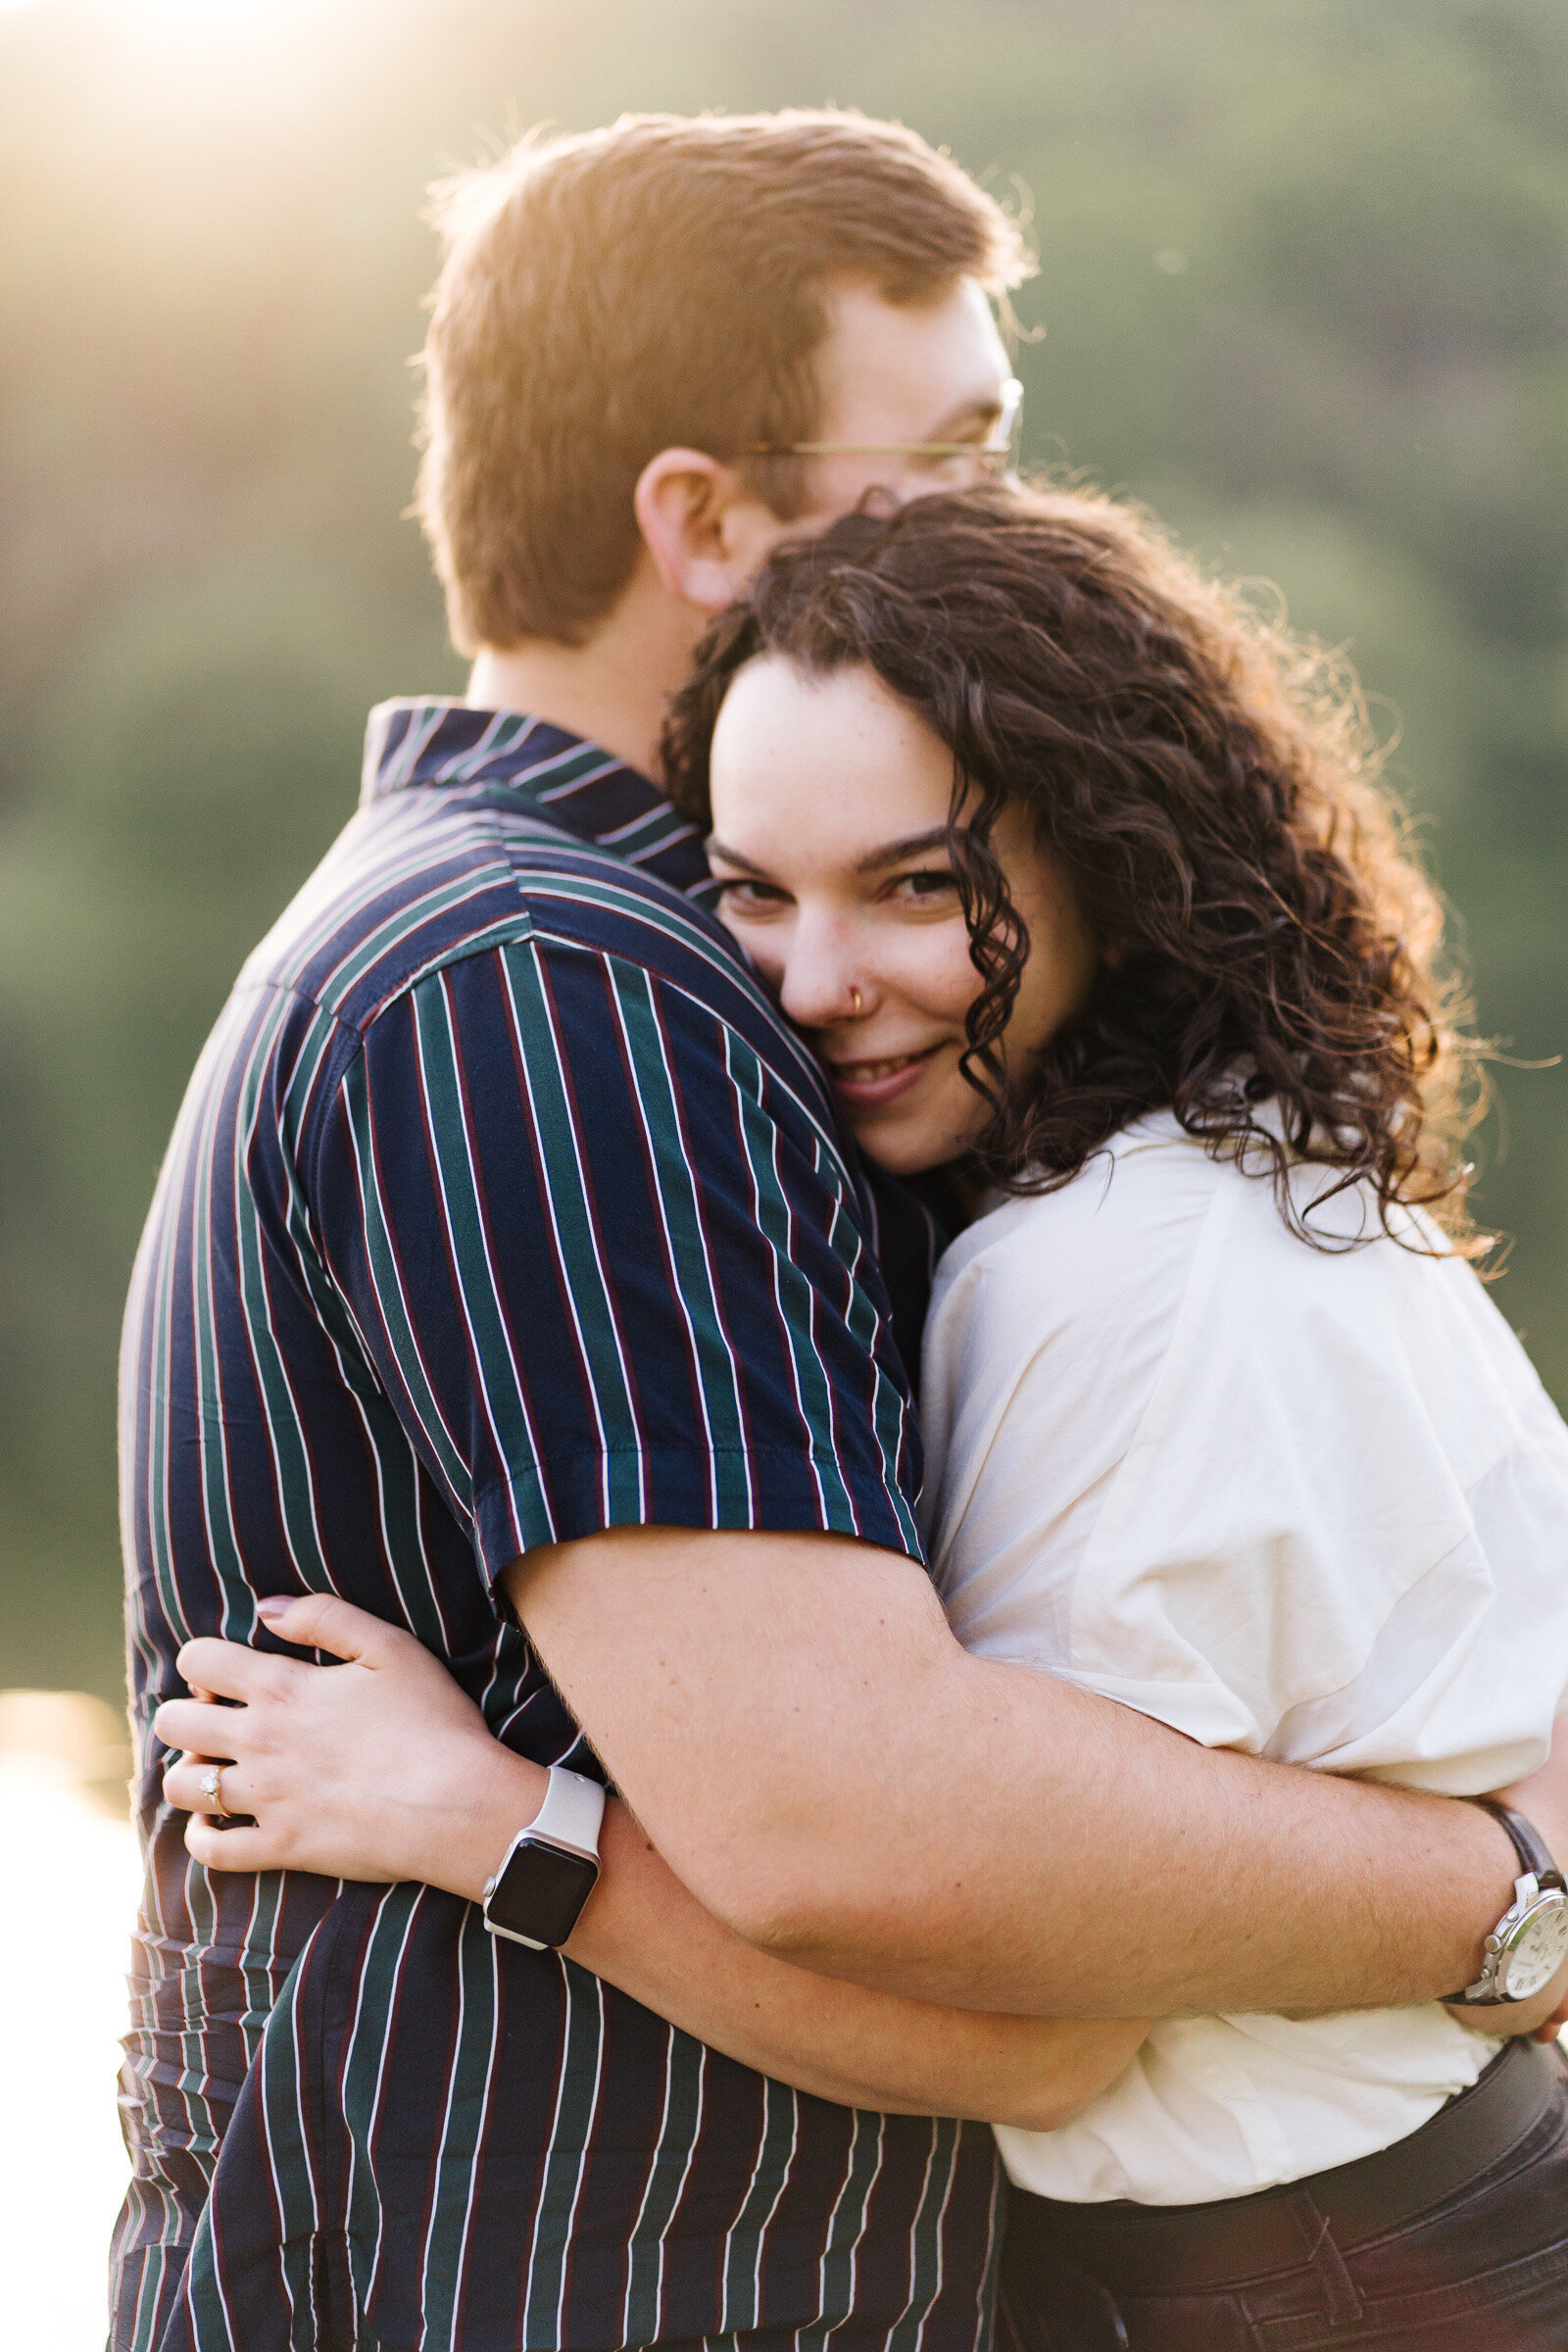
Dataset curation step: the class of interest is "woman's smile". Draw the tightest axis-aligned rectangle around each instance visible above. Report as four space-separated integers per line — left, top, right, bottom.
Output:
823 1040 951 1109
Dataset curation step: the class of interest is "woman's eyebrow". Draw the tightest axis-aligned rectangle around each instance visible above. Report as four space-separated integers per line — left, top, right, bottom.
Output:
705 827 956 877
855 826 954 875
705 837 769 873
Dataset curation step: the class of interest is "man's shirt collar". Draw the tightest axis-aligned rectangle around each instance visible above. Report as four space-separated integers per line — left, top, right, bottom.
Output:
362 698 709 894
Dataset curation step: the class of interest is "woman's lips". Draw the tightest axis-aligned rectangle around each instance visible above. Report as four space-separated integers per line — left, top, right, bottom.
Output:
824 1044 941 1110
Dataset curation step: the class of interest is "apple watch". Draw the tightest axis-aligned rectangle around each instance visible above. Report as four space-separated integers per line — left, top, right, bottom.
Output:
1446 1798 1568 2007
481 1764 606 1951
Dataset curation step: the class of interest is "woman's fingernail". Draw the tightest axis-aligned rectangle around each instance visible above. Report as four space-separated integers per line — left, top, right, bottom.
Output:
256 1595 291 1623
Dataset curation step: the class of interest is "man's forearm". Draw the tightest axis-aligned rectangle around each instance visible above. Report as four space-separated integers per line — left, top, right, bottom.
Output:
511 1529 1530 2021
756 1669 1520 2019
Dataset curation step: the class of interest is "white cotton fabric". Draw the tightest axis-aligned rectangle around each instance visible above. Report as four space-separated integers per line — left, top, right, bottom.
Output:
919 1110 1568 2205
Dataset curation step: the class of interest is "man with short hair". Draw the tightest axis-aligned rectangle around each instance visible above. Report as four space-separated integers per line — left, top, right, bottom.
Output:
115 110 1559 2352
419 109 1027 770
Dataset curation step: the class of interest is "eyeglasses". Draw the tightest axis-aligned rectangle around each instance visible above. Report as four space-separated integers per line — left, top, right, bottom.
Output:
742 375 1023 476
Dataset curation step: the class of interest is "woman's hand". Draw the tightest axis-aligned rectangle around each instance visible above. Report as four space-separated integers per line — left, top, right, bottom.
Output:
154 1593 547 1897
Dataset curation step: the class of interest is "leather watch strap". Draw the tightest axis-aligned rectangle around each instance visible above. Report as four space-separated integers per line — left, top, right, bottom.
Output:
1469 1797 1565 1889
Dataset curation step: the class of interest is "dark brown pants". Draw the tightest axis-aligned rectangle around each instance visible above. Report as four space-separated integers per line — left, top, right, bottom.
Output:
998 2040 1568 2352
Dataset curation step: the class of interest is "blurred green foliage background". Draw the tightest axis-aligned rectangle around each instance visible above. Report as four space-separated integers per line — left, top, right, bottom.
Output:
3 0 1566 1705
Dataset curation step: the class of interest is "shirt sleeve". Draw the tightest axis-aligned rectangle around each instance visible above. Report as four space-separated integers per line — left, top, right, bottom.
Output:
308 931 924 1584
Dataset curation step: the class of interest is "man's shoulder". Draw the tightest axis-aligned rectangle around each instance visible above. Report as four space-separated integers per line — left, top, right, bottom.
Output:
227 778 841 1188
231 779 786 1061
240 783 711 1025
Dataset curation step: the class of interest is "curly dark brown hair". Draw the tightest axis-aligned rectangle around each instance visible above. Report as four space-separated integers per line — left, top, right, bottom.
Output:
662 483 1485 1248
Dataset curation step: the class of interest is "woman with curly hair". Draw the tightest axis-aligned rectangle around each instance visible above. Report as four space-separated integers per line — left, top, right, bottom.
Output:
658 482 1568 2346
160 484 1568 2346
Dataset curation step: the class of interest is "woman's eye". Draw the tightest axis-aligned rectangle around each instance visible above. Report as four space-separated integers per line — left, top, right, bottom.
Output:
713 878 788 915
892 869 959 905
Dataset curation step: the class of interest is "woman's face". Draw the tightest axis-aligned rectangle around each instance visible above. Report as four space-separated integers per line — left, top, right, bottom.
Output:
706 658 1099 1174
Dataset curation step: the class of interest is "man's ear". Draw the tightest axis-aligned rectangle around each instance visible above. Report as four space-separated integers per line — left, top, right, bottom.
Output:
634 448 786 615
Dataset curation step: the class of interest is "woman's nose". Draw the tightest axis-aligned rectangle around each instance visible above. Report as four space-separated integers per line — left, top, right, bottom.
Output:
776 913 868 1031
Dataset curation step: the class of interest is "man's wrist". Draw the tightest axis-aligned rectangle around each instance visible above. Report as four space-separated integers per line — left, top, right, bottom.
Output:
1423 1790 1555 2014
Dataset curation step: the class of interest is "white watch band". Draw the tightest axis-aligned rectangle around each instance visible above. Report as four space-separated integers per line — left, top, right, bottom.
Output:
526 1764 606 1859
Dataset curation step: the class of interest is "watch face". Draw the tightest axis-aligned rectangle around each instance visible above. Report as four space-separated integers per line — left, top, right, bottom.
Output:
1499 1893 1568 2001
488 1839 599 1949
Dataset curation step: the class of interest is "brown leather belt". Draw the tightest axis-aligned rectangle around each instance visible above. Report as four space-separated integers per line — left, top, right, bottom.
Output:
1004 2036 1565 2298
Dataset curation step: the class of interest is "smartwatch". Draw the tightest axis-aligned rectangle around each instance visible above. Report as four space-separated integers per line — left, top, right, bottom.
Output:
1446 1798 1568 2007
481 1765 606 1951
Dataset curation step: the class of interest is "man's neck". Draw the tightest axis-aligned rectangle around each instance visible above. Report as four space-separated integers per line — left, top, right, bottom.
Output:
466 560 707 781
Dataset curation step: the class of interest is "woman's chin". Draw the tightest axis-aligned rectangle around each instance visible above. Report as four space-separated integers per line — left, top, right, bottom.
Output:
847 1108 979 1178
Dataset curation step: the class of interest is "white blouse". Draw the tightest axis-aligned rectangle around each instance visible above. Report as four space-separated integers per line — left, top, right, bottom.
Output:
919 1111 1568 2205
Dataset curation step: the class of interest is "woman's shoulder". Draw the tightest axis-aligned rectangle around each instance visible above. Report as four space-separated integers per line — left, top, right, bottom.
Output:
923 1107 1528 1429
926 1109 1231 1383
932 1105 1479 1305
927 1112 1230 1340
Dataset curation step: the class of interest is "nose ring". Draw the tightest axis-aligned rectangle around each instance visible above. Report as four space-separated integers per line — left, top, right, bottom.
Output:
850 987 863 1015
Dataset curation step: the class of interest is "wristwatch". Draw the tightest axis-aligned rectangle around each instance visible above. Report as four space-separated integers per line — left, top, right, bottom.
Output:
481 1765 606 1951
1446 1798 1568 2006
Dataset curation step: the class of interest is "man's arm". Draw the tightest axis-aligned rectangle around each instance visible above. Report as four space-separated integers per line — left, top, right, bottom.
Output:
157 1597 1147 2126
506 1525 1544 2019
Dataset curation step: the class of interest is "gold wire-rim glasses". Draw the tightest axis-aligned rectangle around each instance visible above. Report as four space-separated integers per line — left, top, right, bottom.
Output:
741 375 1024 469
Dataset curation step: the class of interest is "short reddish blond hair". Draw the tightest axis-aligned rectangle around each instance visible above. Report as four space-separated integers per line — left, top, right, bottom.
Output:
416 110 1030 652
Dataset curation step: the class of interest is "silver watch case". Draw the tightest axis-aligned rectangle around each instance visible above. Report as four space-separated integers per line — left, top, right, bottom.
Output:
1457 1874 1568 2005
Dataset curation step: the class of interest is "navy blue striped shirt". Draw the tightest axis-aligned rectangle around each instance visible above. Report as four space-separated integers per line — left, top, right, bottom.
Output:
114 703 1002 2352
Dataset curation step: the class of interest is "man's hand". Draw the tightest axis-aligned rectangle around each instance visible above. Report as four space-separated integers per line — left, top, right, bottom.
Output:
1494 1723 1568 1874
154 1595 546 1896
1445 1961 1568 2046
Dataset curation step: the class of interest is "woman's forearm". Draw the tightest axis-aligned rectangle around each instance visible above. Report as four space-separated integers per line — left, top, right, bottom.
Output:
569 1797 1146 2127
404 1734 1145 2126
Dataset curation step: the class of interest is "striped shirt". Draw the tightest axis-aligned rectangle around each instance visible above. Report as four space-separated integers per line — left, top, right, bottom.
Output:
113 701 1002 2352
